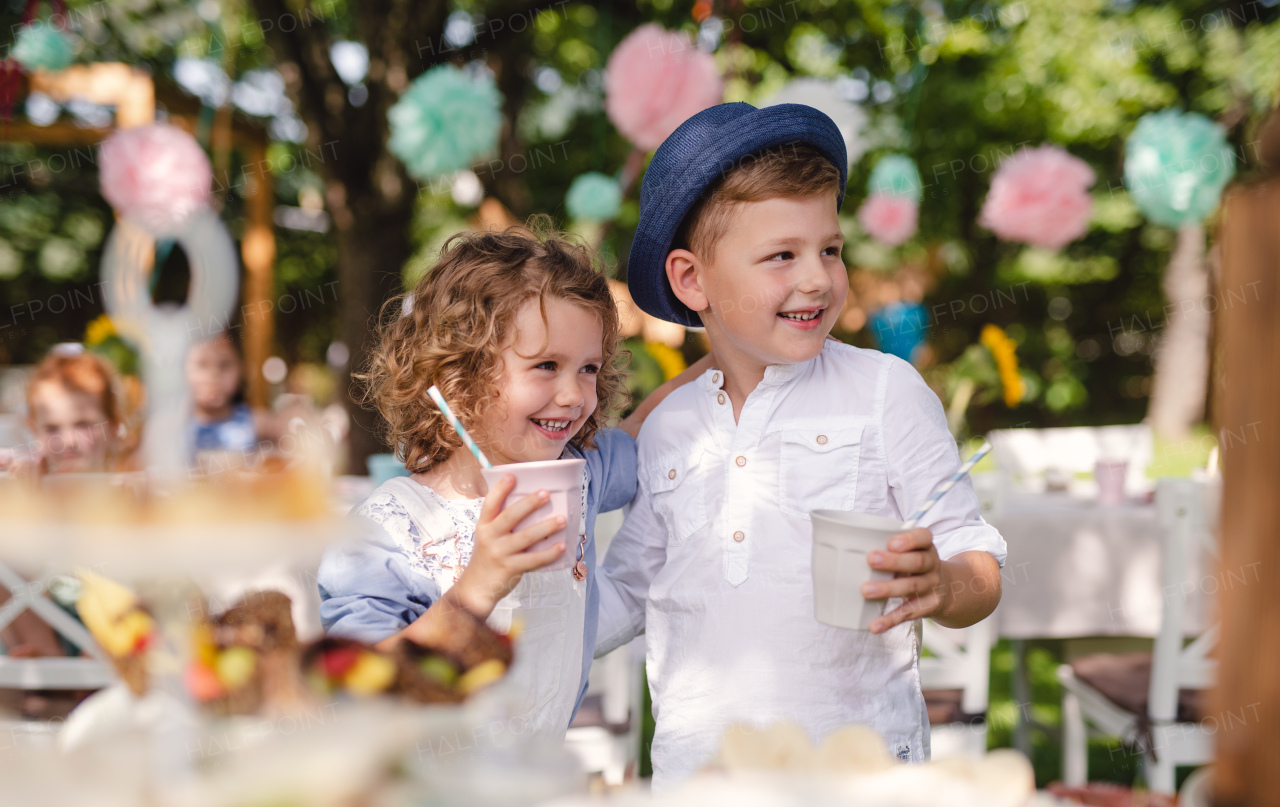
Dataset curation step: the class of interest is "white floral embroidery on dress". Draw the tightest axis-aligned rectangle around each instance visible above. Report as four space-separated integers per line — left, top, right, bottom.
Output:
357 488 482 587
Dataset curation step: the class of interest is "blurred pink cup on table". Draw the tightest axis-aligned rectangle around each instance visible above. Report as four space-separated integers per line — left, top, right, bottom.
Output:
1095 459 1128 505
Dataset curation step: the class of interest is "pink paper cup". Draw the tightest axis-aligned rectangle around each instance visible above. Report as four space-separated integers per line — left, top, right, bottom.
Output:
481 458 585 572
810 510 902 630
1095 459 1128 506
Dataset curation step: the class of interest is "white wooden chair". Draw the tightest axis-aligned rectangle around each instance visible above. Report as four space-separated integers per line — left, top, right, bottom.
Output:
989 425 1152 496
564 509 645 784
564 636 645 784
921 617 995 759
1057 477 1218 792
0 563 115 732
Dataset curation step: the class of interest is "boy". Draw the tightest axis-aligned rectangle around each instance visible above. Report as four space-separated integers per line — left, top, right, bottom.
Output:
595 103 1007 788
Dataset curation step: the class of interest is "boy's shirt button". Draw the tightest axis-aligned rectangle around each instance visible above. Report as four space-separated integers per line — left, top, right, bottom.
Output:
732 530 745 542
717 393 726 405
816 434 829 445
668 469 677 480
735 455 746 467
712 373 720 384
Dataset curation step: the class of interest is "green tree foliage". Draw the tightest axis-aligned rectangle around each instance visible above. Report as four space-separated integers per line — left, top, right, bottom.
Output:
3 0 1277 437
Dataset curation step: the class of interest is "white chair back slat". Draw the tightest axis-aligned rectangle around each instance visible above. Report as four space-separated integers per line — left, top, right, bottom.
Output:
1177 658 1217 691
1150 478 1217 723
0 657 115 689
918 664 969 691
1182 625 1218 662
920 618 993 715
1177 600 1219 691
921 621 965 661
1197 478 1222 559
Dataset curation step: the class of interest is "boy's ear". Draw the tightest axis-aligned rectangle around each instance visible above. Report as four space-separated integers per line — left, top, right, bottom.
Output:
665 249 709 314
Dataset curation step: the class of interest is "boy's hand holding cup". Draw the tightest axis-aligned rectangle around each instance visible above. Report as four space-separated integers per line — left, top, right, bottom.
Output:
811 512 949 634
861 527 945 634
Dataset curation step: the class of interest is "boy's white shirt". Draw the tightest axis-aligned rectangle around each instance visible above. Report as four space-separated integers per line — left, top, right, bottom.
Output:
596 341 1007 790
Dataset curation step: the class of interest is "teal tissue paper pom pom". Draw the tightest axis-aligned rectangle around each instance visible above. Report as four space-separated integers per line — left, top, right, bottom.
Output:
13 24 74 72
868 154 922 203
388 65 502 181
1124 110 1235 228
566 172 621 222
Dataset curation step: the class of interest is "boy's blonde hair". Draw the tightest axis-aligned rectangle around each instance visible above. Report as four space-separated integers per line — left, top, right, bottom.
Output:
673 144 843 261
361 219 627 474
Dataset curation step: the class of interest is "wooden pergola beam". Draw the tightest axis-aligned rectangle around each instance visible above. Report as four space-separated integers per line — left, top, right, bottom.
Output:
0 122 111 145
29 63 154 129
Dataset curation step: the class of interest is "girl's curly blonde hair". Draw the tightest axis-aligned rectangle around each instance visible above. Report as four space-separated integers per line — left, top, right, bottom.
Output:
360 220 628 474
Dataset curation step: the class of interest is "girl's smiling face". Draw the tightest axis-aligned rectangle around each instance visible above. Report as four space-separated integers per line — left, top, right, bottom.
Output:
480 295 603 465
29 380 113 474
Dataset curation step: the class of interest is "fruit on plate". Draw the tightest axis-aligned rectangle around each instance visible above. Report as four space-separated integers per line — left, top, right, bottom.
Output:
400 602 513 670
215 646 258 690
389 606 514 704
344 651 397 696
76 569 157 695
456 658 506 695
304 638 399 698
418 655 459 687
320 645 361 680
185 662 227 702
213 590 297 651
185 591 306 715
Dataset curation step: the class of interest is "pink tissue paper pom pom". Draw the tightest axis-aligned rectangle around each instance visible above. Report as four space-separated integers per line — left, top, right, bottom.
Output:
857 193 919 247
979 145 1096 250
100 124 213 237
605 24 724 152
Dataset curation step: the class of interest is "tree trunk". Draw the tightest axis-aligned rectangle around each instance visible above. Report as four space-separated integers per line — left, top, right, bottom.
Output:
254 0 449 472
1147 223 1210 440
329 186 414 473
254 0 562 472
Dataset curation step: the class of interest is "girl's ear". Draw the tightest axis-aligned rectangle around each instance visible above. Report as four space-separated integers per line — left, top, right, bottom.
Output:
665 249 709 313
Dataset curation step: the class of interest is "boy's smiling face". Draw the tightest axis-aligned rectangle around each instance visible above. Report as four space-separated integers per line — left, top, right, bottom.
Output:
667 194 848 373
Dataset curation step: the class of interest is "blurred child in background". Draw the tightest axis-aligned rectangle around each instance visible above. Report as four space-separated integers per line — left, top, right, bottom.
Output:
23 346 126 476
187 332 261 456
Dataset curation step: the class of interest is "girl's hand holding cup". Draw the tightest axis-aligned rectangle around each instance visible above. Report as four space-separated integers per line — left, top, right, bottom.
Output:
449 474 567 619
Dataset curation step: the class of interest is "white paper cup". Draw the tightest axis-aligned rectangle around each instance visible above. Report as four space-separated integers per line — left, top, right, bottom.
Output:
481 459 584 572
810 510 903 630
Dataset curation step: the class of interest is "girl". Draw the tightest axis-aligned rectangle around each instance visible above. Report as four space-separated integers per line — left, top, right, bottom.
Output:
187 332 260 456
318 222 705 741
23 346 125 476
186 331 325 472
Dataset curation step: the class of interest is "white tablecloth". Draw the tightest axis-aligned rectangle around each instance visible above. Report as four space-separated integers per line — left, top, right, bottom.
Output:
990 490 1212 640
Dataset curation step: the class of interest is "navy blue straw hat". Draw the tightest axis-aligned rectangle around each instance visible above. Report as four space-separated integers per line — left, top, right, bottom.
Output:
627 102 848 327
